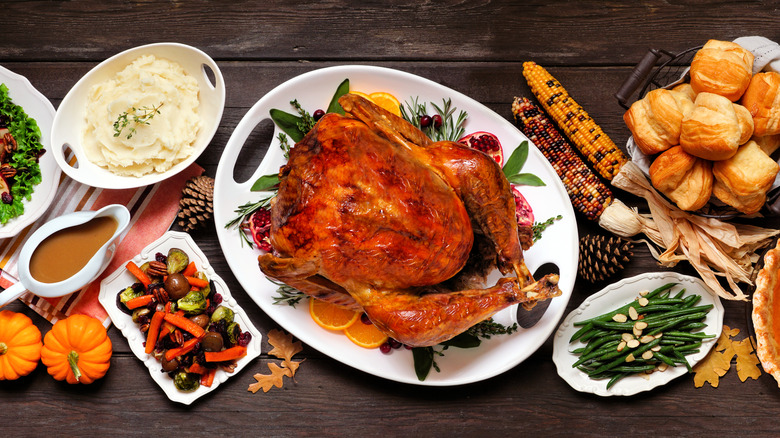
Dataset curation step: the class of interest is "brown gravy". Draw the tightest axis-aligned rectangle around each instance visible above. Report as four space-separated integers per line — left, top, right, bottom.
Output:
29 216 118 283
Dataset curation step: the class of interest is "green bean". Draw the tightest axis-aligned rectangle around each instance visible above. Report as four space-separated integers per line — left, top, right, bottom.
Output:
572 283 678 327
572 341 623 368
652 350 676 367
569 321 595 342
590 338 662 375
580 334 624 355
607 372 629 389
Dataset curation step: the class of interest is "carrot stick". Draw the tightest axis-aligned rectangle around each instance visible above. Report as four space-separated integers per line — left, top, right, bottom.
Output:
163 313 206 338
126 294 154 310
126 261 152 287
204 345 247 362
188 362 207 375
201 368 217 387
182 261 198 277
164 338 200 362
145 312 165 354
185 276 209 289
158 322 175 342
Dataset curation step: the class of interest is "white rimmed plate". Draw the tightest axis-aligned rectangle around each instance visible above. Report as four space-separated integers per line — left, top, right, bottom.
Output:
98 231 262 405
213 65 579 386
51 42 225 189
0 66 61 238
553 272 724 396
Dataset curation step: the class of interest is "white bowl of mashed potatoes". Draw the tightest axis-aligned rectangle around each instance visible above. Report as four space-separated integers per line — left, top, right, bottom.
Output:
51 43 225 189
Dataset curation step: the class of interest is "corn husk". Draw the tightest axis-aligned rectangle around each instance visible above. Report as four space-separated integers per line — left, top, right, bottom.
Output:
601 162 779 301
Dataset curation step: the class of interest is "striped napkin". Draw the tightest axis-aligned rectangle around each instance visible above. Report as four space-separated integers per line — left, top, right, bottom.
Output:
0 163 203 326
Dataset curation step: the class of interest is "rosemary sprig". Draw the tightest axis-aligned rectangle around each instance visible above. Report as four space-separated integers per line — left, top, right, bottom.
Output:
225 195 274 248
113 103 163 139
400 97 467 142
270 280 306 308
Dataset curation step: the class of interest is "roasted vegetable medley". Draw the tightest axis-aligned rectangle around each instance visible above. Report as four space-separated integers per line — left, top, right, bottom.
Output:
116 248 251 392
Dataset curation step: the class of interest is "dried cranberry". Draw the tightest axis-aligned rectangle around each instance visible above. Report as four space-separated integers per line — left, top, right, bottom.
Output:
419 115 432 128
432 114 443 129
313 109 325 120
212 293 223 305
1 192 12 204
155 252 167 263
237 331 252 347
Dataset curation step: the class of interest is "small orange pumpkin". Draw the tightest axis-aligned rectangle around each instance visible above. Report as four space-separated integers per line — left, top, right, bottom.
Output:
41 314 112 384
0 310 42 380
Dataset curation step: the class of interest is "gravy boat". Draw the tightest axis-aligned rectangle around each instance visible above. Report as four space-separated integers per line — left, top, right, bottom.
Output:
0 204 131 308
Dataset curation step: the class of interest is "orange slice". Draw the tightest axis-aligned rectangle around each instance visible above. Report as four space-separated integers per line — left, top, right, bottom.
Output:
344 319 389 349
369 92 402 116
309 299 360 331
348 91 374 102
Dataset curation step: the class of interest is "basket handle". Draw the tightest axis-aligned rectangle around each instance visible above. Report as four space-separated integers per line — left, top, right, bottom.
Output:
615 49 662 109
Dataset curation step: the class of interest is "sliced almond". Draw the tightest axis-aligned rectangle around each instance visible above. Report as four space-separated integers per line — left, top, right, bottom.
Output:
651 345 662 352
642 350 654 360
628 306 639 320
634 321 648 330
633 326 643 337
654 333 663 339
627 339 640 349
640 335 655 344
612 313 628 323
625 353 635 363
622 333 634 342
638 297 649 307
658 363 669 372
617 340 627 352
639 290 649 297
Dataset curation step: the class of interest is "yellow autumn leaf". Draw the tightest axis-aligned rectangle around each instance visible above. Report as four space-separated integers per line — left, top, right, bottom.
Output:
733 337 762 382
693 349 731 388
267 329 303 362
248 362 293 393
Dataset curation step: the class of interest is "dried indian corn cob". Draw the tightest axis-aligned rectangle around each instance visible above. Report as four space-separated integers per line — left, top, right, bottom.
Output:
522 61 627 181
512 96 613 221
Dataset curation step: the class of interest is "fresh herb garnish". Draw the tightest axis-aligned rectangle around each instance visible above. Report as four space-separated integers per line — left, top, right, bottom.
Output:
278 132 292 159
532 215 562 242
400 97 467 142
0 83 44 224
502 141 545 186
112 103 163 139
226 195 274 248
270 281 306 308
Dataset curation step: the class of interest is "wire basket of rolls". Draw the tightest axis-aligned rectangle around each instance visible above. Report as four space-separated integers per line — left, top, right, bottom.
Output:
616 39 780 219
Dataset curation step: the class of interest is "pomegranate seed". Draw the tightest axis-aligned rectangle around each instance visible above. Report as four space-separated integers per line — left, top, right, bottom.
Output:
313 109 325 120
432 114 443 129
420 115 432 128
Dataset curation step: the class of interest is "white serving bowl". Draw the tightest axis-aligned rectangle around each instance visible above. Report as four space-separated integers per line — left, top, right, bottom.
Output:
51 42 225 189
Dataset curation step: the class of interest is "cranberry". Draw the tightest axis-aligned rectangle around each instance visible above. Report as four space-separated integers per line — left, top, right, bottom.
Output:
432 114 443 129
155 252 167 263
379 342 392 354
1 192 12 204
313 109 325 120
389 338 402 349
237 331 253 347
360 313 372 325
419 115 432 128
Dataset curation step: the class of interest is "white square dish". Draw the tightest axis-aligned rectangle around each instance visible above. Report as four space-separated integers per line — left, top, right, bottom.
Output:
98 231 262 405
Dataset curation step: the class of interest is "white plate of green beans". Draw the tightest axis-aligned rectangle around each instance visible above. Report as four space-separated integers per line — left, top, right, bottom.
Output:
553 272 724 396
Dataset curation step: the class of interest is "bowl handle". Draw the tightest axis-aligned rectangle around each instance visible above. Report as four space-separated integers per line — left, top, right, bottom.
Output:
0 282 27 308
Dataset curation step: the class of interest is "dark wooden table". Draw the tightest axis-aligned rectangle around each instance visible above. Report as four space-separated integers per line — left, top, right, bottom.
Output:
3 1 780 436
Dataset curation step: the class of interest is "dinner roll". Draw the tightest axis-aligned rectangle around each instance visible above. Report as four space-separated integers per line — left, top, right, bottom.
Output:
712 140 780 214
649 146 713 211
624 88 694 155
680 93 752 161
741 71 780 136
752 134 780 156
690 39 754 101
672 83 697 101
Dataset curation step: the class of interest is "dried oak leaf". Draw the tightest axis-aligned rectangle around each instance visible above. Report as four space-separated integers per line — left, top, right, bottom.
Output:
248 362 292 393
733 337 761 382
267 329 303 362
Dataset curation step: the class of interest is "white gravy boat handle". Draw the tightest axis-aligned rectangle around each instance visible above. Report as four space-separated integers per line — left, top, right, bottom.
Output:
0 282 28 308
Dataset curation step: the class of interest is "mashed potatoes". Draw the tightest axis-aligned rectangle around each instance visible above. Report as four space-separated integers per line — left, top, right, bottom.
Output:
83 55 201 177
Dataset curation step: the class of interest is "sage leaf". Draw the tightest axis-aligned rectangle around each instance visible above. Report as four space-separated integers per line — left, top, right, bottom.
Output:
502 141 529 178
413 347 435 381
441 333 482 349
327 78 350 115
251 173 280 192
270 109 306 142
507 173 546 187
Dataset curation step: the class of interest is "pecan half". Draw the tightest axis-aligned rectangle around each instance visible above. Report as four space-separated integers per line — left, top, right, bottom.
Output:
169 329 184 347
146 260 168 277
151 284 169 304
0 164 16 179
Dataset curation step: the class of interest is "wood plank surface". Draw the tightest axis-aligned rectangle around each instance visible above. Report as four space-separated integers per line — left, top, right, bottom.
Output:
2 1 780 436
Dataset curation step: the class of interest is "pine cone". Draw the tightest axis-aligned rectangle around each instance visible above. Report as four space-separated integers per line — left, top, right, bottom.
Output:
578 234 633 283
177 175 214 232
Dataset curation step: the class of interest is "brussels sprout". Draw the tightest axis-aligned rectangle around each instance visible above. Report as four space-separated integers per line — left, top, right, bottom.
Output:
132 307 151 323
210 306 234 324
177 290 207 315
166 248 189 274
195 272 211 297
226 322 241 347
173 371 199 392
119 285 143 304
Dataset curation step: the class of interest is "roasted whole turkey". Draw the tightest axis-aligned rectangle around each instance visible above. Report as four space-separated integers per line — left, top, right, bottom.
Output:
259 94 560 347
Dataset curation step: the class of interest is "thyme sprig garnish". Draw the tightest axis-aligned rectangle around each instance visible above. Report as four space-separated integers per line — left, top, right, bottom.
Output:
532 215 563 242
290 99 316 134
112 103 164 139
